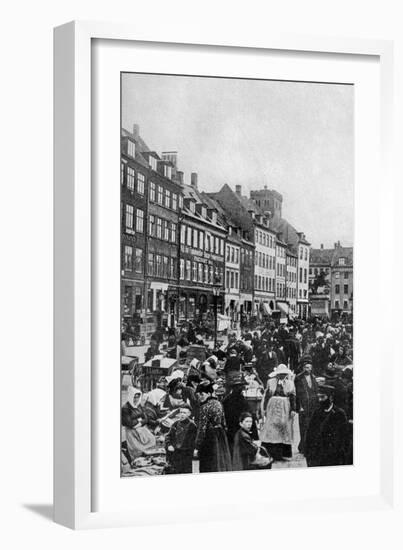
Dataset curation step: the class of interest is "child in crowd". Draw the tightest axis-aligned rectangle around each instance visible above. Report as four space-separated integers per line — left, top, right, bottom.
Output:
165 405 197 474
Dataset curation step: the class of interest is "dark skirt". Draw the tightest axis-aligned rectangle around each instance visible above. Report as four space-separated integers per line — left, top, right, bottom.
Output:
261 442 292 461
199 426 232 473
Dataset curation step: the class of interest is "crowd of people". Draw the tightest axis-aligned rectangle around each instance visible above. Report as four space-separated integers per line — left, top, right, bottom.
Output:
121 317 353 476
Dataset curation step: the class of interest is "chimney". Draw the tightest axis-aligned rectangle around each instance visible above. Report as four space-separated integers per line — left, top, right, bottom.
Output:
334 242 337 249
235 185 242 196
320 244 324 249
132 124 140 139
191 172 198 189
176 171 184 185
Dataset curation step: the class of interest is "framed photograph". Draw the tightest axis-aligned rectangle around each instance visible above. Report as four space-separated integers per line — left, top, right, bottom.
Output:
54 21 394 529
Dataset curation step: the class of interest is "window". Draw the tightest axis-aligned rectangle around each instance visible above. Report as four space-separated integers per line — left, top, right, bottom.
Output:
199 231 204 250
121 162 126 185
187 226 192 246
344 284 348 294
231 247 235 263
172 193 177 211
192 228 198 249
165 189 171 208
157 185 163 205
136 209 144 233
198 263 203 282
185 260 191 280
215 237 219 254
204 264 208 283
135 248 143 273
156 217 162 239
230 271 235 289
180 225 186 244
137 172 145 194
192 262 197 281
150 182 156 202
339 258 345 266
335 284 340 294
304 269 307 284
220 239 224 256
304 248 308 260
125 204 134 231
209 265 214 284
178 195 183 209
300 247 303 259
149 215 155 236
299 267 302 282
335 300 340 309
171 223 177 243
180 259 184 280
149 155 158 171
127 140 136 158
205 234 210 252
163 256 168 278
155 255 162 277
127 166 135 191
344 272 349 279
343 300 348 309
169 257 175 279
335 271 340 279
124 245 133 270
226 270 230 289
163 220 169 241
164 165 172 179
148 253 154 276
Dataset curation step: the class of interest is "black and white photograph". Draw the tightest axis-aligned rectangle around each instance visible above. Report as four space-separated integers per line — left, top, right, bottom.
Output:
120 72 354 477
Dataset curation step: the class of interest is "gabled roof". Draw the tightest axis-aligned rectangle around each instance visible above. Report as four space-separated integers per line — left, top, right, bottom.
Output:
310 246 353 267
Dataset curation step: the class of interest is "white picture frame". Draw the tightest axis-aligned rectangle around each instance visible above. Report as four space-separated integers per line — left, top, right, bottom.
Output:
54 21 394 530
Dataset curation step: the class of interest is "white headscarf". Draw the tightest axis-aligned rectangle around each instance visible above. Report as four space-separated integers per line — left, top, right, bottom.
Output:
127 385 142 407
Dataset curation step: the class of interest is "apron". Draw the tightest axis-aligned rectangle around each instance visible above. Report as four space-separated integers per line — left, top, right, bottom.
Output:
260 395 293 445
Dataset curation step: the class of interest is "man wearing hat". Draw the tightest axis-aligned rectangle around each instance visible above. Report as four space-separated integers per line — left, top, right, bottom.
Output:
304 384 349 467
295 356 319 455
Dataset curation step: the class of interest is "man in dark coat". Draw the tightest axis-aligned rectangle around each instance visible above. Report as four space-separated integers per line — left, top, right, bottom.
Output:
165 405 197 474
295 356 319 454
305 385 349 467
255 341 278 388
285 329 300 372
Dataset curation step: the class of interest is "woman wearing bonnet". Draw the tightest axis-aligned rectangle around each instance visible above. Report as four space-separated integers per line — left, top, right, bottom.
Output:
260 364 296 462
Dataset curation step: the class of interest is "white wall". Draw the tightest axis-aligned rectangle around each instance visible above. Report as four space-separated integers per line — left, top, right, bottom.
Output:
0 0 402 546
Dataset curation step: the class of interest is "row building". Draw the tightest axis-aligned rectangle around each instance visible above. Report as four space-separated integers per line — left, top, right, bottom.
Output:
121 124 313 340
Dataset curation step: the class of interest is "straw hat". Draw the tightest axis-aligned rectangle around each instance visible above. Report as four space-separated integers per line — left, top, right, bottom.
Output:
269 364 292 378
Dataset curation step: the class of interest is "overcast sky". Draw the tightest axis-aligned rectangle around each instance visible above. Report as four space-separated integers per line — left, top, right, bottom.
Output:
122 73 354 249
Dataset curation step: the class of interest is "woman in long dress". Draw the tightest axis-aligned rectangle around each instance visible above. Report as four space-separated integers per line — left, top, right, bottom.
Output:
260 364 296 461
194 381 232 473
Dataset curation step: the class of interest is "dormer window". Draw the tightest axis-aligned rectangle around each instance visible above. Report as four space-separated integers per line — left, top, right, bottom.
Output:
189 201 195 213
149 156 158 171
338 258 345 266
228 226 232 235
201 206 207 218
127 140 136 158
163 165 172 179
211 211 217 224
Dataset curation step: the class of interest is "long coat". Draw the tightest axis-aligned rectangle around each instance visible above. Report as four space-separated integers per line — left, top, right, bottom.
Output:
305 405 349 467
295 373 319 453
222 389 258 448
195 396 232 473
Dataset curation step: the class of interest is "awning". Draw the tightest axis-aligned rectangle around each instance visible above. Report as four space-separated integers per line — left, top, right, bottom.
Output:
150 282 169 291
277 302 289 316
262 303 272 315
